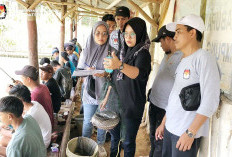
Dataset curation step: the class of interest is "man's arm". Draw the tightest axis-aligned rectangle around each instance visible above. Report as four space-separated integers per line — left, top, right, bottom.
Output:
176 114 208 151
0 146 6 156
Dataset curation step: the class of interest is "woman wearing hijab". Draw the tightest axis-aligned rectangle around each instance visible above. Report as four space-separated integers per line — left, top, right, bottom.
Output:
77 21 110 156
104 17 151 157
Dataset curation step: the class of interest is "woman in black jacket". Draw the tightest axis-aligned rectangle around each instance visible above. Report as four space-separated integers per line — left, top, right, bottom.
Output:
104 17 151 157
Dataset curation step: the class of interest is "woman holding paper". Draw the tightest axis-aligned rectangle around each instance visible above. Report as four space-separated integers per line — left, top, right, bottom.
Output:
77 21 110 156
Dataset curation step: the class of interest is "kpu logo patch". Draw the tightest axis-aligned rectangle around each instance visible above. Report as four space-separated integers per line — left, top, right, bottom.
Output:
183 69 190 79
0 4 7 19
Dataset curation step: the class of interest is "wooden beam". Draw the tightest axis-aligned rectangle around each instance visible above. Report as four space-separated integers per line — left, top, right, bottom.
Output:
43 0 115 13
96 0 99 7
46 2 62 24
75 10 104 16
79 4 114 13
139 0 164 4
61 5 78 21
106 0 122 9
79 15 100 18
28 0 43 10
127 0 158 28
42 0 76 6
15 0 30 8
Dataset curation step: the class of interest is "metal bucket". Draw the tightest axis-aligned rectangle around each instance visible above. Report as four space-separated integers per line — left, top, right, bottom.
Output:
66 137 98 157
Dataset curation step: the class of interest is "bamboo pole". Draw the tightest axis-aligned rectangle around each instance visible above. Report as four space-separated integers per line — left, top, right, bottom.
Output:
75 10 104 16
59 0 67 64
61 5 78 21
139 0 164 3
43 0 115 13
106 0 122 9
28 0 43 10
74 13 78 38
127 0 158 28
78 4 115 13
15 0 30 8
46 3 62 24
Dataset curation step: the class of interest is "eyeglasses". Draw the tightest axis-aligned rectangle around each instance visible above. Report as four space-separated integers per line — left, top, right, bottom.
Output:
123 32 136 38
95 31 108 37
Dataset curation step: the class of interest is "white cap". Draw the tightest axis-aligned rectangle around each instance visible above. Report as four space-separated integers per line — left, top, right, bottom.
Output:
166 14 206 33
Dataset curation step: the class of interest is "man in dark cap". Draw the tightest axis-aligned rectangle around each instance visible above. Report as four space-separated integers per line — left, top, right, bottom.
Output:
40 64 62 113
61 51 75 75
14 65 54 127
66 44 78 67
52 47 59 61
148 25 182 157
109 6 130 52
39 57 50 66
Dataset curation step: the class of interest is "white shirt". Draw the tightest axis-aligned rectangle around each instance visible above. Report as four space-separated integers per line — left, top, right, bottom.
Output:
165 49 220 138
24 101 52 148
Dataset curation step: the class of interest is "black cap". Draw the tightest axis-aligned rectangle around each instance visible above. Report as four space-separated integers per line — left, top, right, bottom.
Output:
61 51 69 61
152 25 175 42
115 6 130 18
39 57 50 65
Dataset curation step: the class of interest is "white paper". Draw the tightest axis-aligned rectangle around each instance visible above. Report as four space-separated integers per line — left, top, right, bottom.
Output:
72 69 105 77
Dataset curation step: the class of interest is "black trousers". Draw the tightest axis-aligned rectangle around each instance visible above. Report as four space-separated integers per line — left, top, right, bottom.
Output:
162 128 201 157
149 102 166 157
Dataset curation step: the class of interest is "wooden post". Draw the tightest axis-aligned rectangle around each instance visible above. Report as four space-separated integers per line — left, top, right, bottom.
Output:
149 3 160 63
59 0 67 63
70 14 74 40
26 0 38 69
74 13 78 38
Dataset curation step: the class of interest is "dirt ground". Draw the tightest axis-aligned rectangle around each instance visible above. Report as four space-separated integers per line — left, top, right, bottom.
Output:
92 123 151 157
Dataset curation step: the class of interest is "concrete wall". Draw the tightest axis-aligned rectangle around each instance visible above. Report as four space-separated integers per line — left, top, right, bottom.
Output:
144 0 232 156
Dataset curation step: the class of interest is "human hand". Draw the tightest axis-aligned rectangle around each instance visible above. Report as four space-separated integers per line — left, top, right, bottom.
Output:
155 123 165 140
5 84 13 93
14 80 23 85
94 72 108 77
87 67 95 70
103 52 121 70
176 132 194 151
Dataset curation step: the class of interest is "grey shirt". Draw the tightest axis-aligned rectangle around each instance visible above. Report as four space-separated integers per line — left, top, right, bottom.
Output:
165 49 220 138
149 51 182 109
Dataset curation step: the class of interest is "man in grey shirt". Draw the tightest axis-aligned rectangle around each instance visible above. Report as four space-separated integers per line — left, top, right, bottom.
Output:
156 14 220 157
148 25 182 157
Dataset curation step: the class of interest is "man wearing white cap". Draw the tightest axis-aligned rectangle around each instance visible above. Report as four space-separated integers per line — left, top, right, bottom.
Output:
155 14 220 157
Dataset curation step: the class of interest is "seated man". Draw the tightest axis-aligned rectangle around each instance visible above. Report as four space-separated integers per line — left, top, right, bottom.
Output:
50 60 72 101
40 64 62 113
52 47 59 61
66 45 78 67
8 85 52 148
61 51 75 75
0 96 46 157
15 65 54 127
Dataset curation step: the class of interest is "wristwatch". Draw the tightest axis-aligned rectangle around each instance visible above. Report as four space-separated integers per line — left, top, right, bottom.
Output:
119 62 124 71
186 129 195 138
